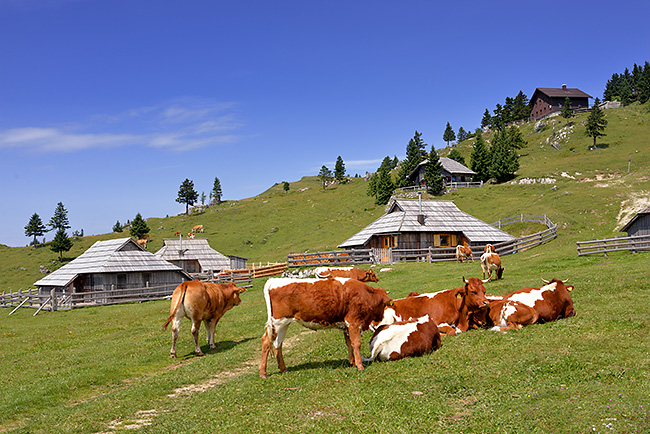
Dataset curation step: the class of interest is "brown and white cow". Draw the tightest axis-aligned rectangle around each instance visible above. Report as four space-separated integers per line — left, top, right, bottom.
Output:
163 280 246 358
193 224 204 233
377 277 490 336
455 241 473 263
365 315 441 362
474 278 575 331
480 251 504 281
314 266 379 282
259 277 392 378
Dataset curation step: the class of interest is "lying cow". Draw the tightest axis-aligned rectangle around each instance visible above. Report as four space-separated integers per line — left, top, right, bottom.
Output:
259 277 392 378
377 277 489 336
473 278 575 331
163 280 246 358
480 250 504 281
365 315 441 362
455 242 473 263
314 266 379 282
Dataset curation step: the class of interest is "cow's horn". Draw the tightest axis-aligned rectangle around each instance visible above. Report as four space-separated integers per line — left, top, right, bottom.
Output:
482 279 489 283
541 278 550 284
463 276 469 284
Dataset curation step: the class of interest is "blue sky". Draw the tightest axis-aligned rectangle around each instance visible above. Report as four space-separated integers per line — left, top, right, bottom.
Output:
1 0 649 247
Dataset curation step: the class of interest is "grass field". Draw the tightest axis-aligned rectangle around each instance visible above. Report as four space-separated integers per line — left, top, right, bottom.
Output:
1 103 650 433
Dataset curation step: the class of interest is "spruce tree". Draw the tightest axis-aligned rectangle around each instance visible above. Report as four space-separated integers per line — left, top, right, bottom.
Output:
457 127 468 143
470 132 491 182
448 148 466 166
561 97 574 123
51 228 73 261
334 156 346 183
585 104 608 149
129 213 150 240
113 220 123 233
25 213 46 246
375 166 394 205
49 202 70 232
283 181 290 193
396 131 427 188
489 129 520 182
176 178 198 215
423 146 444 195
211 177 223 204
481 109 492 129
318 165 333 190
443 122 456 147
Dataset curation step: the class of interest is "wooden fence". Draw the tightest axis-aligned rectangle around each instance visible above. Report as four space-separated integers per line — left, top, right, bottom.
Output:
2 271 252 315
576 234 650 256
287 250 373 268
218 263 287 280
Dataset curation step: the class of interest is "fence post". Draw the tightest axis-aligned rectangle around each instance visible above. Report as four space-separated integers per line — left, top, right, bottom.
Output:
51 289 57 311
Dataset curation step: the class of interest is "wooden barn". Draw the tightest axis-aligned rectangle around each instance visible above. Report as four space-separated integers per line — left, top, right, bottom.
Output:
407 157 477 187
155 238 242 274
34 238 190 295
529 85 592 121
621 206 650 237
338 199 515 250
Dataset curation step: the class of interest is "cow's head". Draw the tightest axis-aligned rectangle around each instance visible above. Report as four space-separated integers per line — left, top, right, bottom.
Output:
461 276 490 312
496 266 504 280
542 278 573 292
223 282 246 308
363 269 379 283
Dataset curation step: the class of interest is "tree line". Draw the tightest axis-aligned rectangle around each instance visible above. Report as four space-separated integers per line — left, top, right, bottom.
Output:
603 61 650 105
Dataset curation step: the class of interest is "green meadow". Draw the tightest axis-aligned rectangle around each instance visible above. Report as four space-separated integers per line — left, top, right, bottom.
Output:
1 103 650 433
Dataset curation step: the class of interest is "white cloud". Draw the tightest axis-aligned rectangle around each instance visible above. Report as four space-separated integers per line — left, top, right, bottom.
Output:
0 101 244 153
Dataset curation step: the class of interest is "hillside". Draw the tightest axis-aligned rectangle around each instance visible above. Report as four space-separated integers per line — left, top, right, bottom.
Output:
2 102 649 291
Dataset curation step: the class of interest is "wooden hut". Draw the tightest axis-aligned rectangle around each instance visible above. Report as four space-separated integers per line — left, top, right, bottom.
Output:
407 157 477 187
529 85 592 121
338 199 515 250
155 238 236 274
621 206 650 237
34 238 190 295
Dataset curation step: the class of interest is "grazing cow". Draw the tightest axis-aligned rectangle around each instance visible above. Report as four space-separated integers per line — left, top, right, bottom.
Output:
365 315 441 362
259 277 392 378
314 266 379 282
377 277 490 336
174 230 182 236
474 278 575 331
480 251 504 281
193 224 204 233
163 280 246 358
455 241 473 263
136 238 148 249
187 232 195 239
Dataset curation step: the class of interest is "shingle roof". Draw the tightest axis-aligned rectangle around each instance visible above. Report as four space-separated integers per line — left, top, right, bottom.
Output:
155 238 231 271
408 157 476 181
338 199 515 248
621 206 650 233
34 238 186 288
534 87 592 99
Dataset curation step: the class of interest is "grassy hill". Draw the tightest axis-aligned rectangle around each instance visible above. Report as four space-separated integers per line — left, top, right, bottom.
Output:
2 103 649 291
1 103 650 433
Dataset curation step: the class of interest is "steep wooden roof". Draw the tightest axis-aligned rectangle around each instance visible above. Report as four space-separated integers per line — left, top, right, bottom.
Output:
532 87 592 100
338 199 515 248
155 238 231 271
34 238 187 288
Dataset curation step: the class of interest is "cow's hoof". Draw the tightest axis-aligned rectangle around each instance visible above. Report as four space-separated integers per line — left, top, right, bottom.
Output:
170 353 176 359
260 374 267 379
196 351 204 357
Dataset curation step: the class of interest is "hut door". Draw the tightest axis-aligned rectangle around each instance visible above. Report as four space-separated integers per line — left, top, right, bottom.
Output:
381 236 397 248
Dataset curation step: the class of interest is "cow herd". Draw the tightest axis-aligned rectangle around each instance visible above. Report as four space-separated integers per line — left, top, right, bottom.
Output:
163 263 576 378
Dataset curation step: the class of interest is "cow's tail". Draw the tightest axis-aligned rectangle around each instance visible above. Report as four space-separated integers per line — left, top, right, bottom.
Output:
162 282 188 330
263 280 276 358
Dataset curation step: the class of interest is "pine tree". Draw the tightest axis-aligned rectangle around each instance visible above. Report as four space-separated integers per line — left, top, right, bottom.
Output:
512 90 530 121
585 104 608 149
374 166 394 205
443 122 456 147
51 228 73 262
396 131 427 188
334 156 346 183
489 129 520 183
481 109 492 129
366 173 378 199
129 213 150 240
283 181 290 192
211 177 223 204
176 178 199 215
457 127 468 143
423 146 444 195
318 165 333 190
113 220 123 233
504 126 527 150
561 96 574 122
25 213 46 246
492 104 505 131
470 132 491 182
448 148 466 166
49 202 70 231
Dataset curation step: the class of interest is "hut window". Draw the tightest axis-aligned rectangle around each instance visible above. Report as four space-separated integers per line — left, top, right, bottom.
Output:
439 235 450 247
142 273 151 287
117 273 127 290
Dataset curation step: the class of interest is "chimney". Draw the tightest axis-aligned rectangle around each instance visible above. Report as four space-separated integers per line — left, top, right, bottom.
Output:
562 84 567 90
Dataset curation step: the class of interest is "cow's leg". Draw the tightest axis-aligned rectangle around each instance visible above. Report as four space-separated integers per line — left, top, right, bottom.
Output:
260 328 273 378
347 326 364 371
343 331 355 365
191 319 204 356
205 319 217 349
274 322 290 374
170 316 182 358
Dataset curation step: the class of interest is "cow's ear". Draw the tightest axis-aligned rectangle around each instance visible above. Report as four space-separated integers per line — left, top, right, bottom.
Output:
566 285 574 292
387 300 394 306
237 287 247 293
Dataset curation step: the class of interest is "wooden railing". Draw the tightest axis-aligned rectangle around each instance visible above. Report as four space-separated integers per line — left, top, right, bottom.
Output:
287 250 373 268
576 234 650 256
